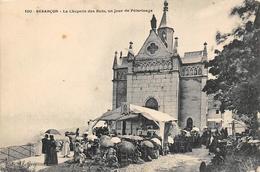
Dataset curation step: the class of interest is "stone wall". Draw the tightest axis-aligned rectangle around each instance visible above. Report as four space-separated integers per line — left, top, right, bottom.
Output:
180 77 202 128
127 71 179 120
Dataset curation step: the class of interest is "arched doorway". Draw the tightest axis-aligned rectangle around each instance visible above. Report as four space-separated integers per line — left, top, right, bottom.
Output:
186 118 193 131
145 97 159 110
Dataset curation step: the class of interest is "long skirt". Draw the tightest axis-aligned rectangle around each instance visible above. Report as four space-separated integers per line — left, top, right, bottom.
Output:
48 148 58 165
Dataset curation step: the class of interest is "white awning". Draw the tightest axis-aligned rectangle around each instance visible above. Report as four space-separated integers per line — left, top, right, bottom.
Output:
207 118 223 122
95 104 177 123
130 104 177 122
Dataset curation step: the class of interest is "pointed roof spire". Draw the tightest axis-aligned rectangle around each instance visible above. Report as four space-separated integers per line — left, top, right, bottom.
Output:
113 51 118 69
159 0 169 28
202 42 208 62
150 14 157 31
173 37 178 55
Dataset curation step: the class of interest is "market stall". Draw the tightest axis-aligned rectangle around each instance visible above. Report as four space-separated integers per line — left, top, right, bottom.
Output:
92 103 178 149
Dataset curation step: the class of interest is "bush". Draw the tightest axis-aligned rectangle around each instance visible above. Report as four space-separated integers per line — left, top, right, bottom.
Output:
0 159 36 172
207 153 260 172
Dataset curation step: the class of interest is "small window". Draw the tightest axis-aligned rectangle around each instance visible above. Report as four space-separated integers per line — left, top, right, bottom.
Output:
216 110 219 114
116 121 121 130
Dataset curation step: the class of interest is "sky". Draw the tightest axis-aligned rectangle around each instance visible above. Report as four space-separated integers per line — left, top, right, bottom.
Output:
0 0 243 147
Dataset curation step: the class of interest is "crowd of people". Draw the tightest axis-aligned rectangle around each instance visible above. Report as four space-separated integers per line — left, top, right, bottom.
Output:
40 126 243 169
39 126 210 168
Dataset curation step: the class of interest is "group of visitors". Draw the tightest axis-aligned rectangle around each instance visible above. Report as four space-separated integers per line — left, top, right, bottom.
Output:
40 126 222 168
200 127 229 165
41 134 58 166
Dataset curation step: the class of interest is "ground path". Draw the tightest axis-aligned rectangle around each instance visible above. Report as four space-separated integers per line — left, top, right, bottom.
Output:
119 147 212 172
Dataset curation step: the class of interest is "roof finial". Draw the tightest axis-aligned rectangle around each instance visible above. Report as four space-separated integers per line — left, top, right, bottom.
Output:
113 51 118 69
173 37 178 54
150 15 157 31
203 42 207 56
120 51 122 58
202 42 208 62
164 0 168 12
159 0 168 28
129 41 133 49
128 41 134 57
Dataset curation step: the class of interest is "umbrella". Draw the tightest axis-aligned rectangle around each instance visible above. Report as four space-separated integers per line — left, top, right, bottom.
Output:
45 129 61 135
192 127 200 132
182 130 191 137
100 139 114 147
120 135 132 139
151 138 161 146
141 140 154 148
100 135 110 141
111 137 121 144
88 134 97 141
248 139 260 144
167 136 174 144
130 135 143 141
118 141 135 153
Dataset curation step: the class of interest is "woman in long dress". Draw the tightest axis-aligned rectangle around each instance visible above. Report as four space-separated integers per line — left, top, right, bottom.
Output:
48 135 58 165
61 134 70 158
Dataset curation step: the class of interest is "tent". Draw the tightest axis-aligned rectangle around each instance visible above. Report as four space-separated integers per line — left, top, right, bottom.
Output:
92 104 177 148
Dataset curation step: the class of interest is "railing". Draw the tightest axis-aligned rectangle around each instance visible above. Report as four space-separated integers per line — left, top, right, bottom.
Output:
0 144 35 163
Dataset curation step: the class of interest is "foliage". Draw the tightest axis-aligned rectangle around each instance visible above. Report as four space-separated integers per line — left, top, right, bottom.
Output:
203 0 260 130
0 160 36 172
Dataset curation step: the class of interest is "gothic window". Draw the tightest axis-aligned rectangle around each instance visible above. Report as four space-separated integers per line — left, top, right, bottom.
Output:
147 43 159 54
182 68 185 76
198 68 202 75
145 97 159 110
194 68 197 75
186 68 190 75
162 31 167 40
190 68 194 75
186 118 193 131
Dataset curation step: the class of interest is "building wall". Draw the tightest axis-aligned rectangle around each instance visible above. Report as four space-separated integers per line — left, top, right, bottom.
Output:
179 77 202 128
127 71 179 120
112 68 127 109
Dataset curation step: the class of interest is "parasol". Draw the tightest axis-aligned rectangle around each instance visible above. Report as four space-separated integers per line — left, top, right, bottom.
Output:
87 134 98 141
141 140 154 148
192 127 200 132
151 138 161 146
100 135 110 141
111 137 121 144
248 139 260 144
100 138 114 147
182 130 191 137
167 136 174 144
118 141 135 153
45 129 61 135
119 135 132 139
130 135 144 141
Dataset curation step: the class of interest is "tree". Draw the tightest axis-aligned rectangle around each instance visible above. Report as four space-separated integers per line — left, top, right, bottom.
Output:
203 0 260 134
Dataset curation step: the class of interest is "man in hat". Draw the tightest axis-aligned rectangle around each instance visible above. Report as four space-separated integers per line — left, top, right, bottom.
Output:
42 134 49 165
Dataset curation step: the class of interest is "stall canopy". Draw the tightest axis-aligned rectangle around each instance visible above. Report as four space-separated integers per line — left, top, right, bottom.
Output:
94 104 177 123
93 104 178 149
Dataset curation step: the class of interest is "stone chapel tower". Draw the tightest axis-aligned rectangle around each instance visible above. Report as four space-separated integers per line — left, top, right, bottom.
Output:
112 0 208 130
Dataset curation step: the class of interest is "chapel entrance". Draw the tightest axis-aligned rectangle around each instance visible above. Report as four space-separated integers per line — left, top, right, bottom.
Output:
186 117 193 131
145 97 159 110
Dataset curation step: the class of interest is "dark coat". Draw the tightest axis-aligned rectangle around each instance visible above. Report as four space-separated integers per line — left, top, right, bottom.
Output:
42 138 48 154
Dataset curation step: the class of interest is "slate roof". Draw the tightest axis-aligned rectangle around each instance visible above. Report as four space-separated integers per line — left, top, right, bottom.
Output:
182 50 203 64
